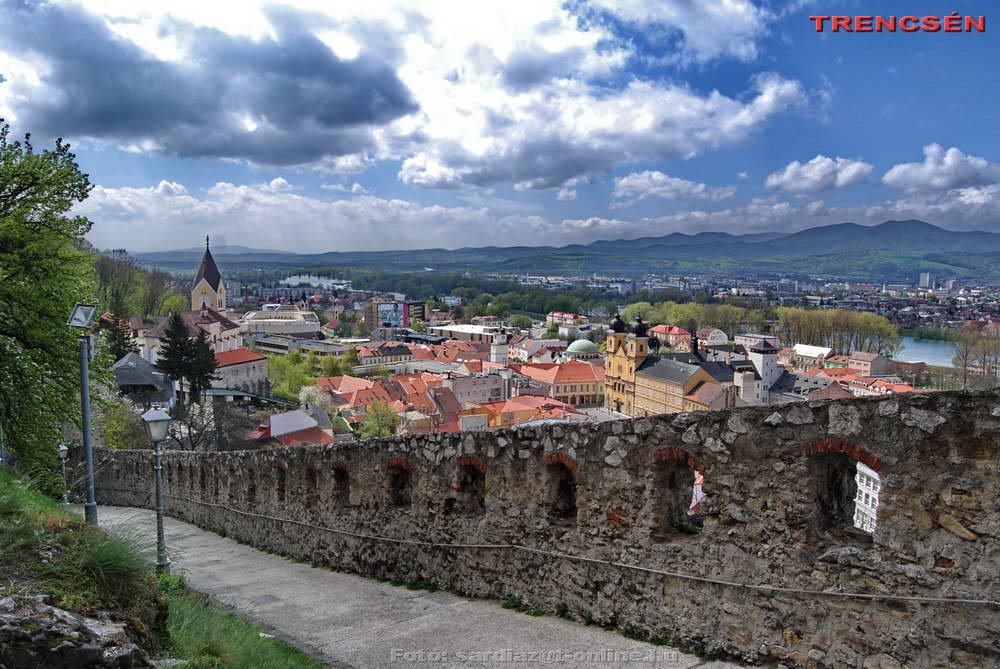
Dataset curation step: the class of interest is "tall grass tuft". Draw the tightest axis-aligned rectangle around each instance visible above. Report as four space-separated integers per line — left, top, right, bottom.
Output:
78 528 151 597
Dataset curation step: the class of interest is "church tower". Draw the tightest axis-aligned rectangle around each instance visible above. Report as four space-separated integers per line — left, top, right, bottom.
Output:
190 236 227 311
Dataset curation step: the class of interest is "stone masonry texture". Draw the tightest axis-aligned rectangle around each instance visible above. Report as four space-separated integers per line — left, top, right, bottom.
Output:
89 390 1000 668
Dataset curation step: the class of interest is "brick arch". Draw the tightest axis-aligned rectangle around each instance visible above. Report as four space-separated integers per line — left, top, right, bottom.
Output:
544 451 578 474
803 437 884 472
387 456 411 471
456 456 486 473
653 446 703 471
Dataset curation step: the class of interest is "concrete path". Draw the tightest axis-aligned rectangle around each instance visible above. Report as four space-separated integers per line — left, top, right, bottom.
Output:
95 506 742 669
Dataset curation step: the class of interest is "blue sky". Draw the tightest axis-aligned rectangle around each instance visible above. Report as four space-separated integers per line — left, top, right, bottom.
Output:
1 0 998 252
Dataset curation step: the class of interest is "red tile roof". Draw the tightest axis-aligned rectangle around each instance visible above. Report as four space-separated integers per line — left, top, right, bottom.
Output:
215 348 266 367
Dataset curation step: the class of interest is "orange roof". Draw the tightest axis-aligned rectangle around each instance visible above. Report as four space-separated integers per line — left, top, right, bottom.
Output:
650 324 691 336
315 375 375 394
518 360 604 385
215 348 266 367
279 427 334 446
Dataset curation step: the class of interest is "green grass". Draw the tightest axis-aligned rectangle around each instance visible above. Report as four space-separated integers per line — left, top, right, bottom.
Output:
158 573 323 669
2 466 321 668
0 466 166 644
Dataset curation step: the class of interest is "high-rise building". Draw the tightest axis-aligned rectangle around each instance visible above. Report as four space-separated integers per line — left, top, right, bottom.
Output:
918 272 933 289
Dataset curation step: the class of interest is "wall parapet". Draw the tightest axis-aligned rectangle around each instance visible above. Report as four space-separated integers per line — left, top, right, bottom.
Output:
91 390 1000 667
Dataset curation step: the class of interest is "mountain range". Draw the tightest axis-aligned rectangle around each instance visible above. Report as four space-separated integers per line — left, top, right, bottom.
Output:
134 220 1000 281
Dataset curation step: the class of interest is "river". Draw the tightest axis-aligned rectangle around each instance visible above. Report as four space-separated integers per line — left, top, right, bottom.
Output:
894 336 955 368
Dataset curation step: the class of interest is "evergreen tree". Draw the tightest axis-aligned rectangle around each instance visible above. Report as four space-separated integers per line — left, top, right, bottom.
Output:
186 330 218 404
106 316 137 362
156 312 191 399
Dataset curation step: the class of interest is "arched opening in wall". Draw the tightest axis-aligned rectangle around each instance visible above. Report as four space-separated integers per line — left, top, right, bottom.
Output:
212 467 220 501
805 438 884 537
547 463 577 522
199 466 206 492
246 467 257 505
276 464 287 503
810 453 858 532
449 460 486 516
331 464 350 508
387 462 412 509
651 454 701 540
304 465 319 508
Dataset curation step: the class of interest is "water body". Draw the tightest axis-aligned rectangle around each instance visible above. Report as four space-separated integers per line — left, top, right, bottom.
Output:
894 336 955 368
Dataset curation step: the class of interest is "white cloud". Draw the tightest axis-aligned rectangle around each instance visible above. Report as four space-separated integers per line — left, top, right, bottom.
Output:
78 174 1000 254
556 187 577 201
0 1 805 192
259 177 293 193
612 171 736 207
585 0 770 63
765 155 872 193
882 144 1000 192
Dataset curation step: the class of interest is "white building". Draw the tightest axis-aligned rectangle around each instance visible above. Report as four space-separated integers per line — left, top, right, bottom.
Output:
240 303 321 337
854 462 880 533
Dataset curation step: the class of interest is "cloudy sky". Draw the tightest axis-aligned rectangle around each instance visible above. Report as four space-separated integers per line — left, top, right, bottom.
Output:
2 0 998 252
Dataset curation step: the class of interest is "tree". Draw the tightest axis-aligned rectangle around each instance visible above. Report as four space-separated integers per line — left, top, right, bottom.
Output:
141 269 173 318
95 249 139 317
358 400 399 439
186 330 218 404
343 346 359 367
411 320 427 333
952 325 980 391
156 313 192 399
106 317 137 362
319 355 342 378
0 122 95 492
510 314 533 329
267 352 315 401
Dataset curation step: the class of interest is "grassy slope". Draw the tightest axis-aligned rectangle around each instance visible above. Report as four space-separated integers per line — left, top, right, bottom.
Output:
0 467 165 644
0 467 321 669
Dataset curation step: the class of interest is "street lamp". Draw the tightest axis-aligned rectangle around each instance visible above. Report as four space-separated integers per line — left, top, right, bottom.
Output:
142 407 172 574
68 302 98 526
57 444 69 505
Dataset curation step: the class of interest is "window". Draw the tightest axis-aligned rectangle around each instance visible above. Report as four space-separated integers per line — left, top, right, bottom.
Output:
547 462 577 522
388 465 412 509
246 468 256 504
651 459 700 540
810 453 861 533
304 465 319 508
449 463 485 516
332 467 350 507
276 465 287 502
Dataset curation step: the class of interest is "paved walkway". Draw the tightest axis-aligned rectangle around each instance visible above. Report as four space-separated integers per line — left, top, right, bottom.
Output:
95 506 741 669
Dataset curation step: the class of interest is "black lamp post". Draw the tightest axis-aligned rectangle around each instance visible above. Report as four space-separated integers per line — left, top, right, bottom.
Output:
142 407 171 574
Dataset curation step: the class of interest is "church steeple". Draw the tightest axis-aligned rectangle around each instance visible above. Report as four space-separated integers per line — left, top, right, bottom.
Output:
191 236 226 310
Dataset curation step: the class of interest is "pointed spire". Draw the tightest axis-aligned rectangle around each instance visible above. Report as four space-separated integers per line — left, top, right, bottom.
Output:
206 234 210 250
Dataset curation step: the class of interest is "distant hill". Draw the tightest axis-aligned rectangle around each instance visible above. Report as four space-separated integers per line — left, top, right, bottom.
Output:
133 220 1000 281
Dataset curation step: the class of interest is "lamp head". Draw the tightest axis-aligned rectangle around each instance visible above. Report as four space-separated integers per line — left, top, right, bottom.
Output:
142 408 172 443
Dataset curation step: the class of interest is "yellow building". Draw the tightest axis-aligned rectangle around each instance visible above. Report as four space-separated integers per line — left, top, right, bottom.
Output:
604 314 724 417
634 359 716 416
604 314 649 416
191 237 227 311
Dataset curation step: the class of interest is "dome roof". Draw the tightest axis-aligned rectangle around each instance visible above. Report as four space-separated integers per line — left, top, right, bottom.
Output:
609 313 628 333
567 339 598 353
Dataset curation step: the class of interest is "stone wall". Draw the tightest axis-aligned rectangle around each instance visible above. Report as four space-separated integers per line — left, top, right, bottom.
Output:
90 391 1000 667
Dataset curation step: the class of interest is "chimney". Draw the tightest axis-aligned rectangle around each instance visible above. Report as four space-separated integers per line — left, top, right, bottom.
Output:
691 335 698 355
